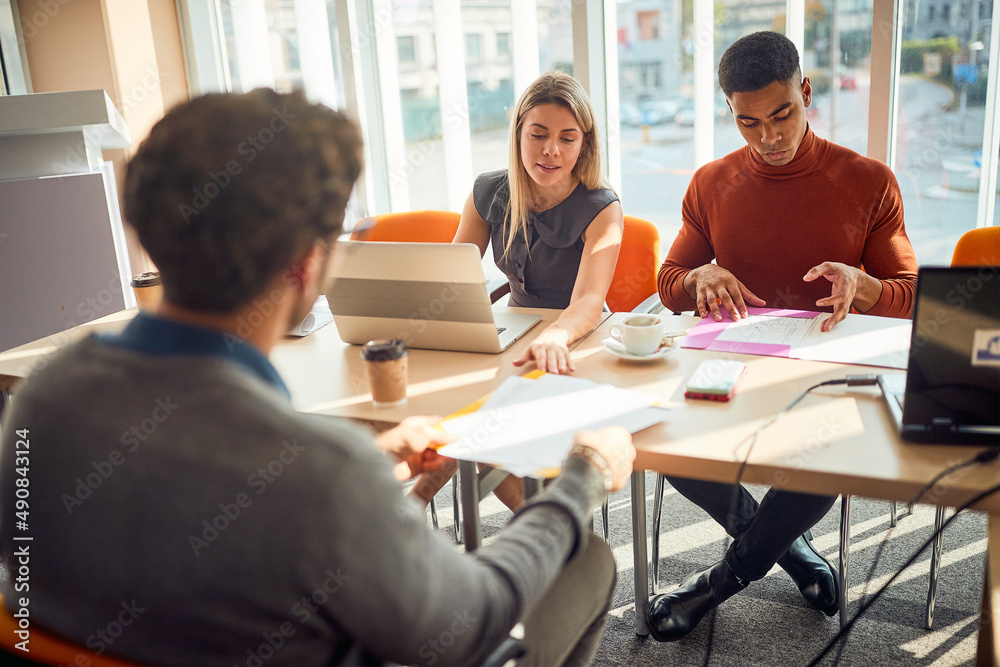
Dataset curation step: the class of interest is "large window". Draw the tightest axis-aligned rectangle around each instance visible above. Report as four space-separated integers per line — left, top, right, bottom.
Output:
191 0 997 260
219 0 344 108
892 0 999 262
612 0 998 266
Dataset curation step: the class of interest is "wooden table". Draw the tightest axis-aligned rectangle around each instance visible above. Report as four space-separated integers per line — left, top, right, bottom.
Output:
575 313 999 665
2 308 997 664
0 307 566 422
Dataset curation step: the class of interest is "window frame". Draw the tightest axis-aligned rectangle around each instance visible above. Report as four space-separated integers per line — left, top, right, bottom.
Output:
175 0 998 234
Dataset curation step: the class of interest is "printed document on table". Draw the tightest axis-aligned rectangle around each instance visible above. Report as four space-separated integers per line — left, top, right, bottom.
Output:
436 374 667 477
682 307 909 369
715 312 817 347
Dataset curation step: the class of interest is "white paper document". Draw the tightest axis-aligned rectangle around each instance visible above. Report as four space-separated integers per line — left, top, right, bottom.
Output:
436 374 667 477
683 307 910 369
716 313 817 346
792 315 911 369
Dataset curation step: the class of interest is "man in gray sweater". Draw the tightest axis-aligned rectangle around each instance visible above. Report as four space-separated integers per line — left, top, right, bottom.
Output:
0 90 634 666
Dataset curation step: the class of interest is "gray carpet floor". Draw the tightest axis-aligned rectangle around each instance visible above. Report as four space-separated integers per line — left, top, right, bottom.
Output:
423 471 988 666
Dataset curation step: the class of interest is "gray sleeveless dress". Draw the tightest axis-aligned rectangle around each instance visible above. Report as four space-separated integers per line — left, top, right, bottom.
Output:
473 169 619 309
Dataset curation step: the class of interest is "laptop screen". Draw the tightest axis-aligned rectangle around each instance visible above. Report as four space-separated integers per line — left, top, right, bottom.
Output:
901 266 1000 444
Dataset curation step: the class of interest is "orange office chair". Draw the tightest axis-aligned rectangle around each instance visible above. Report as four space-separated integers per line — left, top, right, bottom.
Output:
951 226 1000 266
841 227 1000 631
606 216 662 313
0 594 136 666
908 225 1000 627
350 210 461 243
348 209 470 542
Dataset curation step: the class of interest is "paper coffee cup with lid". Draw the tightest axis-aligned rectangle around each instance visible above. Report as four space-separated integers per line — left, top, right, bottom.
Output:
361 338 408 407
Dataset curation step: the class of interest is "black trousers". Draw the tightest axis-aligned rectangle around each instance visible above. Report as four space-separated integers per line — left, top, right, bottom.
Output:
664 476 837 582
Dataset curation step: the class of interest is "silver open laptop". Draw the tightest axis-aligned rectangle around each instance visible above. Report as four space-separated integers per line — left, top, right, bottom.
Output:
324 241 541 353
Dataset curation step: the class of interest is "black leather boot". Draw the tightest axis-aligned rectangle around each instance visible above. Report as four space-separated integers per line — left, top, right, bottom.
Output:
777 531 839 616
645 559 748 642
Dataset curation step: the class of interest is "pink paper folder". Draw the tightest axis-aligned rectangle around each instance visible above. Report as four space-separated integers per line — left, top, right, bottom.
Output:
681 306 820 358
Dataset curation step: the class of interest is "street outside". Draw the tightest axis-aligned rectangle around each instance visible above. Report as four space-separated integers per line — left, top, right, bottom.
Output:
405 73 997 272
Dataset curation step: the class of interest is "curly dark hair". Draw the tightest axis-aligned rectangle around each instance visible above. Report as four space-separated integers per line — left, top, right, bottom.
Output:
718 31 801 96
124 89 363 313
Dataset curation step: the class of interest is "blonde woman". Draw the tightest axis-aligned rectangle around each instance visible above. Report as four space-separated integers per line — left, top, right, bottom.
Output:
412 72 624 510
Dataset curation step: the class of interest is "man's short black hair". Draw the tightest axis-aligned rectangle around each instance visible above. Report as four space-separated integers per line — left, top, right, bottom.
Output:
718 31 801 96
125 89 362 313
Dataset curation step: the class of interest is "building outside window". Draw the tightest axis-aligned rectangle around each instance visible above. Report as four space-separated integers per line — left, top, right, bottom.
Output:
398 36 417 64
465 33 483 62
637 10 661 40
200 0 996 263
894 0 998 258
497 32 511 58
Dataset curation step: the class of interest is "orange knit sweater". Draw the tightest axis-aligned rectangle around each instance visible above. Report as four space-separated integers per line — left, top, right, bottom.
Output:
658 127 917 317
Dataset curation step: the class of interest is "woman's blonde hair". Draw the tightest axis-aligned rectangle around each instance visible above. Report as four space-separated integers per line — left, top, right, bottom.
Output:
503 71 609 260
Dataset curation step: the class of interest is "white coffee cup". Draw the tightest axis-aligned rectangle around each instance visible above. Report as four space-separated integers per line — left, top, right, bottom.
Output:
610 314 664 355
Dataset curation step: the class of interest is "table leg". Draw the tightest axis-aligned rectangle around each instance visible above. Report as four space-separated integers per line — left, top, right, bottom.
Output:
460 460 482 552
0 389 10 425
631 470 649 636
925 505 946 630
975 513 998 666
976 568 994 667
839 495 852 629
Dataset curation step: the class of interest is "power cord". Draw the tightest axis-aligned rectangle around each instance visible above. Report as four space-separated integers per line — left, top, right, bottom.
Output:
702 376 866 666
908 448 1000 507
808 481 1000 666
830 444 999 665
694 372 994 666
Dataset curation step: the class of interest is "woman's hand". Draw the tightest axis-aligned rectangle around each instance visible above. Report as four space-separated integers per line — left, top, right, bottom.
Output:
513 324 575 374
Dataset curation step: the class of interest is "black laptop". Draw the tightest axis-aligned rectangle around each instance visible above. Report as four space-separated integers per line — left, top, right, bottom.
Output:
878 266 1000 445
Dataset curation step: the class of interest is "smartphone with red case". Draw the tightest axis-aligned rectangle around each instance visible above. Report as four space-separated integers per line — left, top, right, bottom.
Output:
684 359 747 402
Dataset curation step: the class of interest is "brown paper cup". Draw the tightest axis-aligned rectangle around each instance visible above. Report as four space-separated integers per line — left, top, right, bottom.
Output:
361 339 408 407
130 272 163 312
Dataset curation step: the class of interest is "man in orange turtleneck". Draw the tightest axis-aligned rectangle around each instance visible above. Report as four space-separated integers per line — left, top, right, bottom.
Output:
647 31 918 642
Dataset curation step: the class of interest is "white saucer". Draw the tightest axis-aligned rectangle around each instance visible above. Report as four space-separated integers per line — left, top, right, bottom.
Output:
602 338 679 362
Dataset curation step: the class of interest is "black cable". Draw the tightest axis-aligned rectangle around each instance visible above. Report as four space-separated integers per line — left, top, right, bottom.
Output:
807 481 1000 667
701 378 851 666
829 445 999 665
908 448 1000 507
